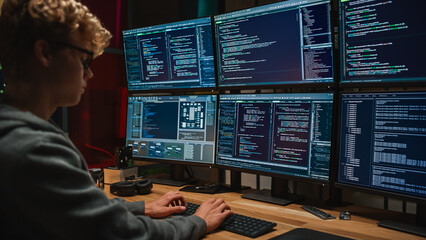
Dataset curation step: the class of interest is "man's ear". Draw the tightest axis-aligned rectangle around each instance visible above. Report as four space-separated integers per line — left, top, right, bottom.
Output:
33 40 51 68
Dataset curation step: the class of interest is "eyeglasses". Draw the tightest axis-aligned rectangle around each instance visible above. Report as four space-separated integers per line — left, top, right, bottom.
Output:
55 42 94 70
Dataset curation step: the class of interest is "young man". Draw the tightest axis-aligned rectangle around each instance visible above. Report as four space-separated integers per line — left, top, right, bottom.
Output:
0 0 232 239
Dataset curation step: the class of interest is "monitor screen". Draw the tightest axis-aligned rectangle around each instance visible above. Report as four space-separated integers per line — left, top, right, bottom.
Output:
338 92 426 200
339 0 426 83
123 17 216 91
126 95 217 165
216 93 334 181
214 0 333 88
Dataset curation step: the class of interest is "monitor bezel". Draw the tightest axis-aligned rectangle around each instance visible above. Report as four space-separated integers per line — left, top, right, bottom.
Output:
126 93 219 168
339 81 426 89
335 182 426 204
213 0 337 90
214 91 336 185
122 16 218 93
217 82 336 92
334 89 426 204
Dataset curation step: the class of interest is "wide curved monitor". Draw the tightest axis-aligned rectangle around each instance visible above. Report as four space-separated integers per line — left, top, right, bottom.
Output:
339 0 426 84
214 0 334 88
216 93 334 182
337 91 426 202
126 94 217 165
123 17 216 92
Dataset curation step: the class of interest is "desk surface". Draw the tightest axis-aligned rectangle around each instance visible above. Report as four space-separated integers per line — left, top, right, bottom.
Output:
103 184 424 240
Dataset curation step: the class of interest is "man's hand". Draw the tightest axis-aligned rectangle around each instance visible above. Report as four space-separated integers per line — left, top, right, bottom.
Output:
145 191 187 218
194 198 233 233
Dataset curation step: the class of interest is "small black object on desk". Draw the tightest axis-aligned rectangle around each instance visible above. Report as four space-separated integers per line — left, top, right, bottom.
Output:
110 179 152 196
340 211 351 220
179 183 233 194
301 205 336 220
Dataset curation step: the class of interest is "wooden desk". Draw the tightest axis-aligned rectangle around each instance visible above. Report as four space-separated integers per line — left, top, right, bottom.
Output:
104 184 424 240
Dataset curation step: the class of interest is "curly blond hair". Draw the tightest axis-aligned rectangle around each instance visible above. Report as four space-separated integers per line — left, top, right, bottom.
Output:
0 0 112 79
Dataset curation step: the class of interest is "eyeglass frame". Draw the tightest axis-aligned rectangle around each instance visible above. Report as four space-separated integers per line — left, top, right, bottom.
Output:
53 42 94 70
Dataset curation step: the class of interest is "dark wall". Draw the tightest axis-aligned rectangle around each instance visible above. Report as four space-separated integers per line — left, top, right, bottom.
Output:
128 0 182 29
68 0 128 168
68 51 128 168
81 0 128 48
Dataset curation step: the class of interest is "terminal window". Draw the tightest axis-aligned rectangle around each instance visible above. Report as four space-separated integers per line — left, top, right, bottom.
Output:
339 0 426 83
216 93 333 180
126 95 217 164
338 92 426 198
123 17 216 91
214 0 333 87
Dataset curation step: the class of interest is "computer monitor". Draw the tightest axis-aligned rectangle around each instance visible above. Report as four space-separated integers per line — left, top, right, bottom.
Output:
122 17 216 92
216 92 334 205
339 0 426 85
337 91 426 236
126 94 217 185
213 0 334 89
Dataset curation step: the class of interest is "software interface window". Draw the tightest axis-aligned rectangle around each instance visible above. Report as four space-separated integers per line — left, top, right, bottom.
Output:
126 95 217 164
214 0 333 87
339 0 426 83
216 93 333 181
338 92 426 199
123 17 215 91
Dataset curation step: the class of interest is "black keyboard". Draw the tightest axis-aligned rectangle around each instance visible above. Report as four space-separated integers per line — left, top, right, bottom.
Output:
301 205 336 220
179 202 277 238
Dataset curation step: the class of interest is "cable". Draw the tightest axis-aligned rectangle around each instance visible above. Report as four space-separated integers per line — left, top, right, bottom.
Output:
85 144 115 161
185 165 194 179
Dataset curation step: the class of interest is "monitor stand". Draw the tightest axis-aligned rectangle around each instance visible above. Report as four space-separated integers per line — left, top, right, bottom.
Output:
149 164 195 187
239 174 303 206
377 203 426 237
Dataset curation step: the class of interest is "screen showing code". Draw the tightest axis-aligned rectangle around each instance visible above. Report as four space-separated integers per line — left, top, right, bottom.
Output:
338 92 426 198
340 0 426 83
126 95 217 164
216 93 333 181
123 17 216 91
214 0 333 87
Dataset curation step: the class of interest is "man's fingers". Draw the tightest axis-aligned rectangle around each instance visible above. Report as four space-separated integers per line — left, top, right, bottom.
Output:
168 205 187 214
222 208 234 218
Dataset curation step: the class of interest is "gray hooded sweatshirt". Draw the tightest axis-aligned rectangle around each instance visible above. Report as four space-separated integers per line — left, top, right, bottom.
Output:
0 103 206 239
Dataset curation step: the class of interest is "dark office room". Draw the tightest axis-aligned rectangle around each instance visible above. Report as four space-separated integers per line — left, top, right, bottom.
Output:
0 0 425 239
